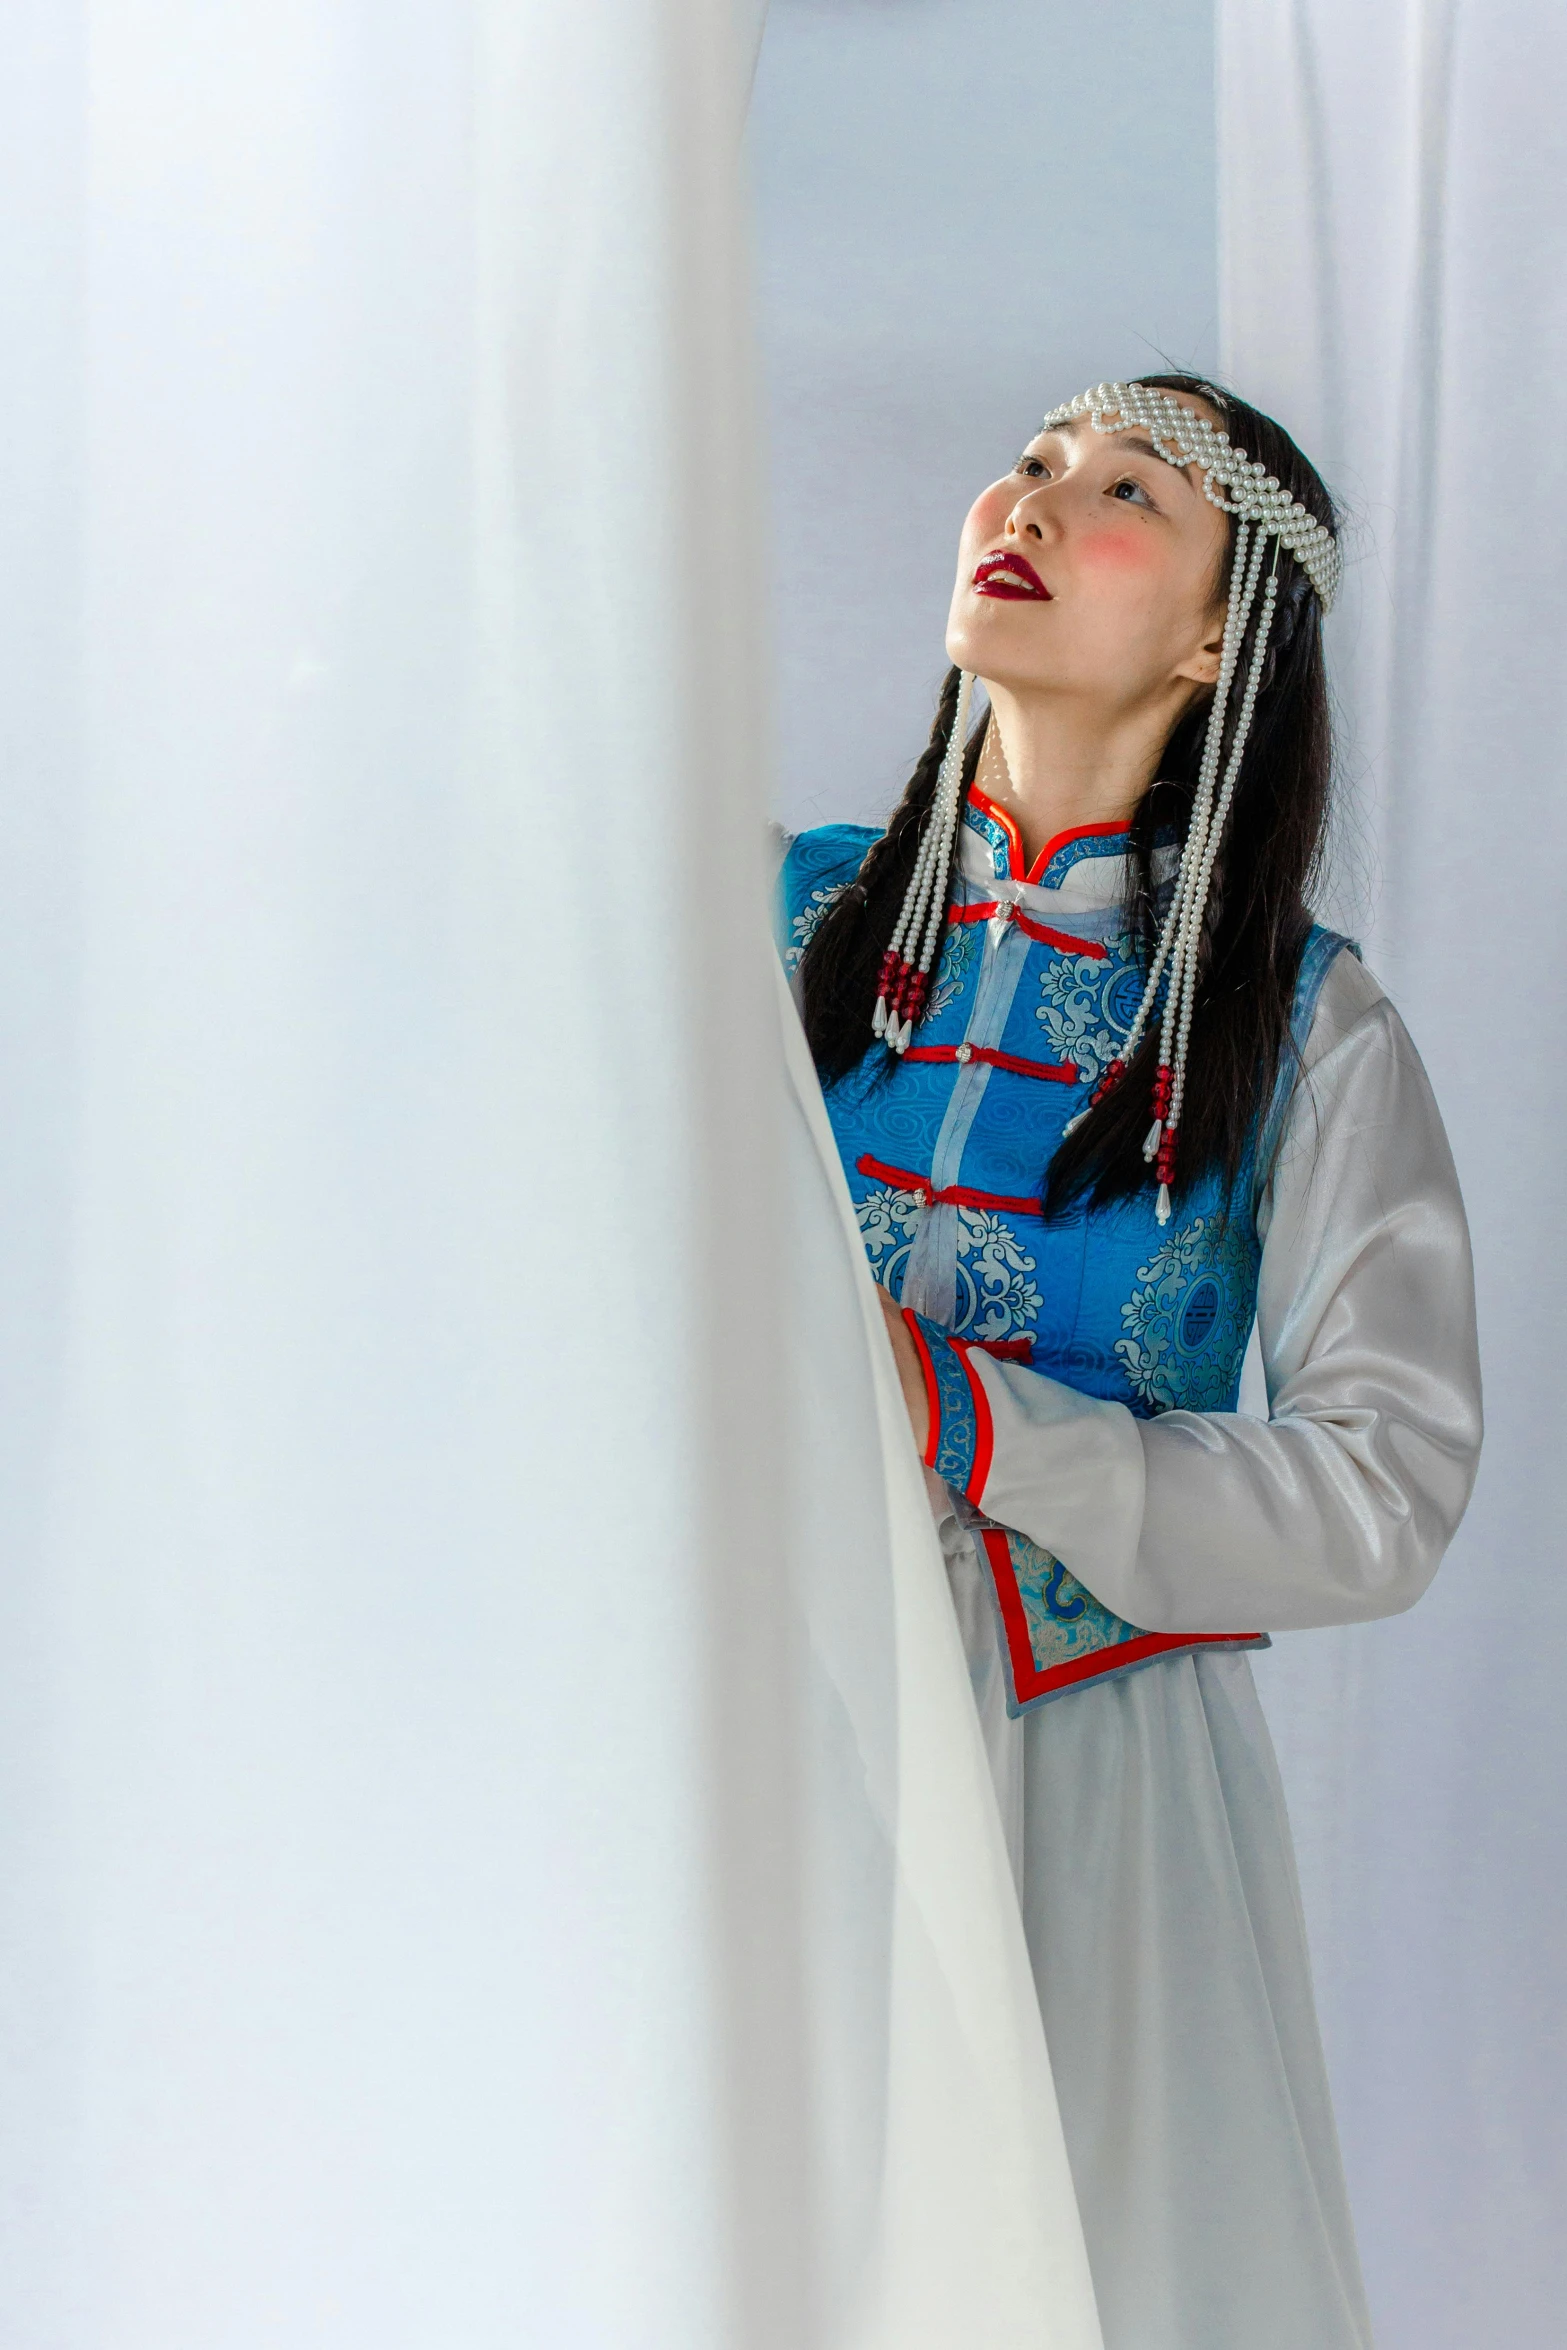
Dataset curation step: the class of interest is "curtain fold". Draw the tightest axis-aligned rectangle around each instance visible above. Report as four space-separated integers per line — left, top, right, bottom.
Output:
0 1 1098 2340
1219 8 1567 2344
0 3 796 2341
780 968 1102 2350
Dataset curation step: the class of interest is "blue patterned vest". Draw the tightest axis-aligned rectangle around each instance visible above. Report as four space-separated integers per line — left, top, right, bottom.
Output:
780 788 1351 1710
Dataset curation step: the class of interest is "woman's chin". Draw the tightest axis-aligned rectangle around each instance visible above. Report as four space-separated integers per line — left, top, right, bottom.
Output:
946 603 1056 686
945 634 1060 697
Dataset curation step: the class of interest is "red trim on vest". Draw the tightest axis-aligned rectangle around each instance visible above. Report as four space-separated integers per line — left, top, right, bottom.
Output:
952 1340 994 1498
904 1043 1080 1085
1024 818 1132 886
965 781 1027 875
1021 915 1107 956
946 901 1106 958
965 786 1131 889
979 1529 1264 1705
902 1309 944 1470
856 1153 1042 1219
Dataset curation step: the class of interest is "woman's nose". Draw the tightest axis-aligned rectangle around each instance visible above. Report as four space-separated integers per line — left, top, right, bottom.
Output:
1005 489 1053 544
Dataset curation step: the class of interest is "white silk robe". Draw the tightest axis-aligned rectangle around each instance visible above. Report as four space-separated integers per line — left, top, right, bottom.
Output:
936 939 1481 2350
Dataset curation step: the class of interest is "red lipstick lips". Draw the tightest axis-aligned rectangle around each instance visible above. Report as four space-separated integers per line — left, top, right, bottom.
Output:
972 550 1051 601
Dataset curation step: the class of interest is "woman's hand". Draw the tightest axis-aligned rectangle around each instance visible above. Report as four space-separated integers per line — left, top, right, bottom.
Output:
876 1285 931 1456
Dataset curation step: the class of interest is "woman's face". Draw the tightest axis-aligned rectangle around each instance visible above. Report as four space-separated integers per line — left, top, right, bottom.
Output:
946 395 1231 717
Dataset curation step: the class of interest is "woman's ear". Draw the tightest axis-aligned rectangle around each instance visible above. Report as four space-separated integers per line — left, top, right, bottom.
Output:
1175 613 1227 689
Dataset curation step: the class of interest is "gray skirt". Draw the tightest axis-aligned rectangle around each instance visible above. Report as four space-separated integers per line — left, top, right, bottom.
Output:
946 1531 1376 2350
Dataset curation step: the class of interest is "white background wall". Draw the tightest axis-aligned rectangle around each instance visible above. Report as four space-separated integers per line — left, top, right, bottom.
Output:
751 0 1219 836
1219 9 1567 2346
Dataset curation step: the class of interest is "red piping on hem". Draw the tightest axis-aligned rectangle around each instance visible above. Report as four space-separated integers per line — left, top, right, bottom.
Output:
980 1530 1263 1703
857 1153 1042 1218
983 1528 1038 1693
904 1044 1080 1085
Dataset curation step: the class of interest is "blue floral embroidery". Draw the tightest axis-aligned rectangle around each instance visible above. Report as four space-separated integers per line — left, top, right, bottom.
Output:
910 1318 982 1492
925 921 978 1019
956 1212 1043 1343
961 797 1013 878
854 1184 924 1297
854 1189 1042 1342
785 880 851 972
1114 1215 1257 1413
1034 941 1149 1086
1006 1531 1141 1673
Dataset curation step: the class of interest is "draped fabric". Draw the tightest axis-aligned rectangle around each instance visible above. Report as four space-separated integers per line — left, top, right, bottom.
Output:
0 4 794 2339
781 972 1101 2349
0 2 1100 2341
1219 9 1567 2343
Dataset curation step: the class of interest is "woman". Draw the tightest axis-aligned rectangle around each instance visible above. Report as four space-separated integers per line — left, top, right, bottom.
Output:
779 378 1481 2350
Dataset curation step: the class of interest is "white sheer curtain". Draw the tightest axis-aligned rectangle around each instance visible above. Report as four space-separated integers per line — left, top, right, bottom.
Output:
1220 8 1567 2344
0 2 1098 2341
781 979 1101 2350
0 3 796 2341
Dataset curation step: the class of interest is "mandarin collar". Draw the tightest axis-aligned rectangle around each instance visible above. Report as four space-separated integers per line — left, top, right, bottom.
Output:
960 783 1174 915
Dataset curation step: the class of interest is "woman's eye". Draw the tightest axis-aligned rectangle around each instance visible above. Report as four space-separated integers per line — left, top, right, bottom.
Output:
1016 457 1049 478
1110 476 1156 508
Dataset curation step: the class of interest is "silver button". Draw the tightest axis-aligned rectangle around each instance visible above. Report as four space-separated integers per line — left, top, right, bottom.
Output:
955 1043 973 1063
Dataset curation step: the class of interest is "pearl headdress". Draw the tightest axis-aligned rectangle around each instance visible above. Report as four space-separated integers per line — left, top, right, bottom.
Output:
871 380 1338 1224
1041 381 1340 608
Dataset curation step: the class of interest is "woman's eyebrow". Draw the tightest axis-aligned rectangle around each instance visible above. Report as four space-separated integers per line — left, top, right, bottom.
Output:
1022 422 1203 486
1112 430 1200 482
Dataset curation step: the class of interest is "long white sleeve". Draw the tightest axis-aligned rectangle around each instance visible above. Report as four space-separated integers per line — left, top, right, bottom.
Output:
965 950 1483 1633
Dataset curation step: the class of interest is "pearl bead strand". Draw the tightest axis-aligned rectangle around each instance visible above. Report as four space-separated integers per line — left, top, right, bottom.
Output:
874 669 974 1052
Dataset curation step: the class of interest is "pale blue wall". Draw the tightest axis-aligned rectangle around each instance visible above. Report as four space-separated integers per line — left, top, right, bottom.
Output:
751 0 1218 832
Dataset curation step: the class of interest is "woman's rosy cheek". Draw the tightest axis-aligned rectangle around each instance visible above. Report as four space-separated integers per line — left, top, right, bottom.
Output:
1076 524 1161 572
964 486 1014 545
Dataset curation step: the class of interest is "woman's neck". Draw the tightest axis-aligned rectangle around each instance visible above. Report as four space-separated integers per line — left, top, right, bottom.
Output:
976 681 1180 868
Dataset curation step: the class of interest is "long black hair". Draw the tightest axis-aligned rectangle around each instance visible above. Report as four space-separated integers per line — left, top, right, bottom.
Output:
795 374 1338 1219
